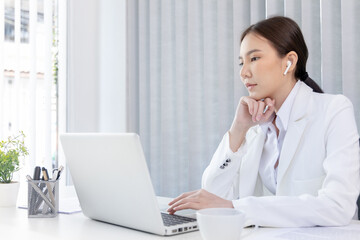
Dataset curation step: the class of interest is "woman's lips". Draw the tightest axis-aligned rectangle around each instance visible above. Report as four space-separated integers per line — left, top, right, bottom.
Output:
246 83 257 90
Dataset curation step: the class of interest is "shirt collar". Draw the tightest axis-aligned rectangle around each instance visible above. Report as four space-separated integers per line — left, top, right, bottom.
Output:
276 80 301 131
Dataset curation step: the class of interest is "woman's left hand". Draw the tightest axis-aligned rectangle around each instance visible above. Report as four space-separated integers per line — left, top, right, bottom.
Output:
167 189 234 215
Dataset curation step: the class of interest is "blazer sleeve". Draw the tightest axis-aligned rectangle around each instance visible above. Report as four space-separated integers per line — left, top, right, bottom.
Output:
201 132 247 200
232 95 360 227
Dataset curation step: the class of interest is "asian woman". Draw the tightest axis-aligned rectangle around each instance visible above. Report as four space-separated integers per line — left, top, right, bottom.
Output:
167 16 360 227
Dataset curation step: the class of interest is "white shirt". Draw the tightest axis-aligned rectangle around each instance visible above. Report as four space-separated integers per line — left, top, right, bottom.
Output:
258 81 301 194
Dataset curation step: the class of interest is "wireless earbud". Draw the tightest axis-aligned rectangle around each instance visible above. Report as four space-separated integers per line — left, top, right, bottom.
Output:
283 60 292 75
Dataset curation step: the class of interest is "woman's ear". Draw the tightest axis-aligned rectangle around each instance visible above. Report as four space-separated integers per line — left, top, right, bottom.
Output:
284 51 298 75
284 60 292 75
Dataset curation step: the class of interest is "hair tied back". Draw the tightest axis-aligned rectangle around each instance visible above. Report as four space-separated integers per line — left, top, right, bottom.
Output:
300 72 309 81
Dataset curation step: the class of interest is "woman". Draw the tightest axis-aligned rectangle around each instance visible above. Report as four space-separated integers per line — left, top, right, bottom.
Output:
167 16 360 227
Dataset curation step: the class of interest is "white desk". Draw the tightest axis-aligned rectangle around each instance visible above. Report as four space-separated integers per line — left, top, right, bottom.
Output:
1 207 360 240
3 187 360 240
0 207 200 240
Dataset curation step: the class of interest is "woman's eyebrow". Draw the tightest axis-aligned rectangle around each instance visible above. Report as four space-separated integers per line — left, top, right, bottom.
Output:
238 49 262 59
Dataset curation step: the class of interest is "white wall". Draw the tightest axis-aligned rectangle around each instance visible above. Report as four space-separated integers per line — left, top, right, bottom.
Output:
99 0 127 132
67 0 127 133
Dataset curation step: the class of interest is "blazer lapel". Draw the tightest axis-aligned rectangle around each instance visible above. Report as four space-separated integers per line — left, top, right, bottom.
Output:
276 82 312 190
276 118 308 188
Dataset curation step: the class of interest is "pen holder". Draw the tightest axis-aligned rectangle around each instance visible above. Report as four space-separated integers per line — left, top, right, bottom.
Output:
27 179 59 218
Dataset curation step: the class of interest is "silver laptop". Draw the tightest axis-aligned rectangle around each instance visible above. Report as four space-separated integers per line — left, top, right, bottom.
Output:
60 133 198 236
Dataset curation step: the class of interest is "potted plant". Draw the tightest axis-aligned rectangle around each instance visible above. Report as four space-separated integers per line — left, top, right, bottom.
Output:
0 131 29 207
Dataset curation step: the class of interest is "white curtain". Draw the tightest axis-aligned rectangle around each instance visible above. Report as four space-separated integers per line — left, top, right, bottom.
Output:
127 0 360 197
0 0 54 179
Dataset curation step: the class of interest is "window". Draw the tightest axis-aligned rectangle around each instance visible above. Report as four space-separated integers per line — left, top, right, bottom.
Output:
1 0 62 196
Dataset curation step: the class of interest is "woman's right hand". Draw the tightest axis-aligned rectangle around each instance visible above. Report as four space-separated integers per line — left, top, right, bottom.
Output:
228 97 275 152
234 97 275 129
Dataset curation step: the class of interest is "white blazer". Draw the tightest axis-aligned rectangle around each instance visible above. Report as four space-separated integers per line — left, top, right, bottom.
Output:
202 81 360 227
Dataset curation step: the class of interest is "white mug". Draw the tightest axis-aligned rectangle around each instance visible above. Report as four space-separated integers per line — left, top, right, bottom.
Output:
196 208 246 240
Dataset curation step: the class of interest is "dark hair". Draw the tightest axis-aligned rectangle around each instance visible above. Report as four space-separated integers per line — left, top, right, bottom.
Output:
241 16 323 93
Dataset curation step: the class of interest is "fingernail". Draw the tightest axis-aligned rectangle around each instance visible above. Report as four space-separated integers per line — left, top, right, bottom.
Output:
256 115 261 121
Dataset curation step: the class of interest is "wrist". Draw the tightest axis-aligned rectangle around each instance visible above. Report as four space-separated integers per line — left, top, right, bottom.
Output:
228 129 247 153
229 124 249 140
227 200 234 208
230 119 251 135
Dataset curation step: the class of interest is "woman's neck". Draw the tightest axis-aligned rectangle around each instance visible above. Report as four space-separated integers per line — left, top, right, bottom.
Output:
273 78 297 112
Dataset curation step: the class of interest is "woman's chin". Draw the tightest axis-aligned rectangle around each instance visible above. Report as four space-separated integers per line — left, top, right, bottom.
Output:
248 92 264 100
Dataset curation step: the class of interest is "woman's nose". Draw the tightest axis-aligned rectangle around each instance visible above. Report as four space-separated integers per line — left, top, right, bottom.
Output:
239 63 251 80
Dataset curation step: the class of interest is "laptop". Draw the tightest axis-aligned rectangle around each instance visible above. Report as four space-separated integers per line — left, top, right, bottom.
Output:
60 133 198 236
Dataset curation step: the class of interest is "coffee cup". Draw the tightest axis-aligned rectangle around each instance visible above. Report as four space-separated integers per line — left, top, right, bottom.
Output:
196 208 246 240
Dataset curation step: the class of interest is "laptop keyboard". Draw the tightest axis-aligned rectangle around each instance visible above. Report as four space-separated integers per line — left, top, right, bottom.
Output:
161 212 196 226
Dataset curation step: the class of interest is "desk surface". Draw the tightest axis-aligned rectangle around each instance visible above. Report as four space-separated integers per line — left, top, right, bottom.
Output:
2 187 360 240
0 207 201 240
1 207 360 240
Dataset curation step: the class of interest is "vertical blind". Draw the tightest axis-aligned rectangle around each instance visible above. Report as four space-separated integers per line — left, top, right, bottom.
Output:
127 0 360 197
0 0 54 181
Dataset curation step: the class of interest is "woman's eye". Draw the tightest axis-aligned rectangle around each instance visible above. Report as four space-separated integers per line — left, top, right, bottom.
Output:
239 62 243 67
251 57 260 62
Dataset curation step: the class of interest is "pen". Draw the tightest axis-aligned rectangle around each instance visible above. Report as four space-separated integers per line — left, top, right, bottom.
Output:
263 105 269 114
33 166 41 180
52 169 59 180
30 166 41 214
56 165 64 180
42 167 56 207
42 167 49 181
260 99 269 114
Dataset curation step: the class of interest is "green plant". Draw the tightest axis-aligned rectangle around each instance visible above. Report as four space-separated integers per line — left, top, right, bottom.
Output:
0 131 29 183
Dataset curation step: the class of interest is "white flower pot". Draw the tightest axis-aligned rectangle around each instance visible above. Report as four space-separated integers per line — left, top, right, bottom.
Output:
0 181 20 207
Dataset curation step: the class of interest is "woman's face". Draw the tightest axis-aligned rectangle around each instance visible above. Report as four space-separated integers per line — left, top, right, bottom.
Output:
239 33 288 100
